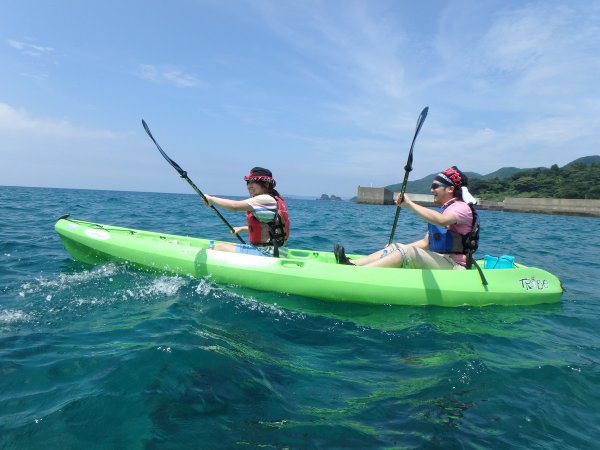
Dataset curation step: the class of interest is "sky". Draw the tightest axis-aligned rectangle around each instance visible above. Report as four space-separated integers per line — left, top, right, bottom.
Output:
1 0 599 198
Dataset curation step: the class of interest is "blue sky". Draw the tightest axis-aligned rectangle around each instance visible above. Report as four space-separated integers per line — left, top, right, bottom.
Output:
1 0 599 198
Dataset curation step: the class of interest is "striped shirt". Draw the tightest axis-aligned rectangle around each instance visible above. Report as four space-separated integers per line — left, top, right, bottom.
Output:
245 194 277 223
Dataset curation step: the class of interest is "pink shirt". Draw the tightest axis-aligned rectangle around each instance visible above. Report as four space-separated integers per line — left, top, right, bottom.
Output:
441 200 473 266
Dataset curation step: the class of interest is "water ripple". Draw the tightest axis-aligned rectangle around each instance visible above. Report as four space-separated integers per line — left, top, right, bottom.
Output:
1 186 599 448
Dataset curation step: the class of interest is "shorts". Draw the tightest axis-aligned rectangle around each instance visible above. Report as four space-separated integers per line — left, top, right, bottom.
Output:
234 244 288 258
389 243 465 270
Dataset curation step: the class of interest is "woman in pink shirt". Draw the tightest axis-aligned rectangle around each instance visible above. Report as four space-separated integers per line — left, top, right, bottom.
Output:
334 166 479 270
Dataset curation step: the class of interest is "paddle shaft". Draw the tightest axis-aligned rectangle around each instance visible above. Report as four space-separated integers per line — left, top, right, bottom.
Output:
142 120 246 244
388 107 429 245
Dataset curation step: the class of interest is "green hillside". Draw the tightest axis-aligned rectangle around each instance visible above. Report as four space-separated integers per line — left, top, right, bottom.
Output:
563 155 600 167
482 167 530 179
384 156 600 200
386 172 481 194
470 162 600 200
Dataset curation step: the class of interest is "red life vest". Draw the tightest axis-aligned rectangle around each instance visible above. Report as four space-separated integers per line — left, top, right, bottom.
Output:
245 195 290 247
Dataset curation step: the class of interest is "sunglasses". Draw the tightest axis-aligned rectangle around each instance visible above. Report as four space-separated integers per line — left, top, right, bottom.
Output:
430 182 449 189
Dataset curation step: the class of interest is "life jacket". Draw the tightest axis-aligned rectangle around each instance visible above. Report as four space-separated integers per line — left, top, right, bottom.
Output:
246 195 290 255
428 199 480 268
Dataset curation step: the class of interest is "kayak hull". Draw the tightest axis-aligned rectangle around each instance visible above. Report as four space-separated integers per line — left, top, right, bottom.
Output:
55 219 563 307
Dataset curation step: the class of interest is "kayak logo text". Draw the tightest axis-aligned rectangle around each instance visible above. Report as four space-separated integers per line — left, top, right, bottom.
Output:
519 276 549 290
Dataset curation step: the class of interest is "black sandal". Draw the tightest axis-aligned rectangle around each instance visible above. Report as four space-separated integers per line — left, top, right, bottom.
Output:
333 244 353 265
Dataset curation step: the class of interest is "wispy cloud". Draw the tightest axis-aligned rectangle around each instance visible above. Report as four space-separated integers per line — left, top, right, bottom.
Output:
0 102 127 139
253 0 600 177
480 3 600 102
19 72 50 81
254 2 409 101
137 64 203 88
3 1 598 195
435 2 600 107
8 39 55 57
222 104 276 126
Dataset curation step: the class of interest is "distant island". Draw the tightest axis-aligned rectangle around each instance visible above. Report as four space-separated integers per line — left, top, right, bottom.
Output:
318 194 343 201
384 155 600 201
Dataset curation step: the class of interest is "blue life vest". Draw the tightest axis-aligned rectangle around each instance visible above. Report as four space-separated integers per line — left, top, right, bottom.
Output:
428 199 479 256
428 222 464 253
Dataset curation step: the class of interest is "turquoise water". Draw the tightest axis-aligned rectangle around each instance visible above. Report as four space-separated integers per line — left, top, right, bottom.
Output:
1 185 599 449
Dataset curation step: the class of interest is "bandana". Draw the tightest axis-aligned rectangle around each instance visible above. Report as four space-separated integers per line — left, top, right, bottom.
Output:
243 167 276 187
434 166 477 204
435 166 465 188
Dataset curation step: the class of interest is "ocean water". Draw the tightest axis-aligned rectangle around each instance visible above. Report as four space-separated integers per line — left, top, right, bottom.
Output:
1 185 599 449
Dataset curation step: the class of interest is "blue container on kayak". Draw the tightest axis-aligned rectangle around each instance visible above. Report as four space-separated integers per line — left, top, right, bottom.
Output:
484 255 516 269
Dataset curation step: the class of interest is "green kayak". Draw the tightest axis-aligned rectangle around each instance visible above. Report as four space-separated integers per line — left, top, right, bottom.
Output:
55 218 563 307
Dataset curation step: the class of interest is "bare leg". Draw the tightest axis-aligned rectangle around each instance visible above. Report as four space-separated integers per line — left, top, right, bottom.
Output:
213 243 237 252
363 249 406 268
363 245 457 269
351 245 397 266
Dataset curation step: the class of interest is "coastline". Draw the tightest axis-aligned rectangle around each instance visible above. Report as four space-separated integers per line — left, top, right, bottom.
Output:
477 197 600 217
356 187 600 217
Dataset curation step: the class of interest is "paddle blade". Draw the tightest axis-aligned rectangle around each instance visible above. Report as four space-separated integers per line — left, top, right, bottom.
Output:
142 119 187 177
405 106 428 172
415 107 428 135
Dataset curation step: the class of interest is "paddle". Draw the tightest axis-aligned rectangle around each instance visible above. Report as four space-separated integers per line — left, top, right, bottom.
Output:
388 106 429 245
141 119 246 244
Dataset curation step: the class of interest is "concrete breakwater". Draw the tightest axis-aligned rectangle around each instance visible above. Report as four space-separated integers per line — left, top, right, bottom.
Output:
356 187 600 217
480 197 600 217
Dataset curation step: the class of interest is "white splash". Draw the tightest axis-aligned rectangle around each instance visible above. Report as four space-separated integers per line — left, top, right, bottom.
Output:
140 276 186 297
0 309 30 323
194 277 305 321
21 264 120 295
195 278 221 298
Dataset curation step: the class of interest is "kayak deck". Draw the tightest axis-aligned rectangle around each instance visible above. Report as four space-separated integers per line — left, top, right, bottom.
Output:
55 218 563 307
